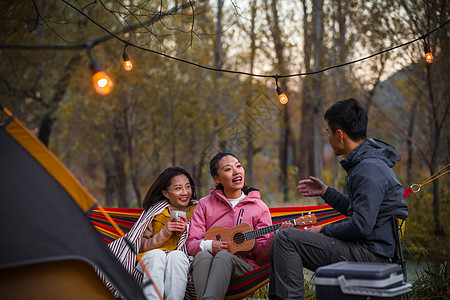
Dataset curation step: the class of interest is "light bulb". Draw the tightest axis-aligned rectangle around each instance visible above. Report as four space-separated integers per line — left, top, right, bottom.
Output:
424 42 434 64
276 86 289 104
89 59 113 96
123 52 133 71
124 60 133 71
425 52 434 64
279 93 289 104
93 71 113 95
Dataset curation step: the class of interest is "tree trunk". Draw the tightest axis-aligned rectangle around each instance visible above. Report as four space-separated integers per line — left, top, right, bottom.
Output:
208 0 224 188
246 0 258 187
169 92 177 166
299 0 324 179
406 97 419 184
280 105 290 201
122 93 141 207
267 0 291 201
311 0 324 176
38 116 55 147
299 0 312 180
330 0 347 189
115 153 128 208
104 164 116 207
109 117 129 208
38 54 81 146
426 63 444 236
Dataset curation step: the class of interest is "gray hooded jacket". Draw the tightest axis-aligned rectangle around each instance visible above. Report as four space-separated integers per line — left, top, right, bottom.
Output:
321 138 408 258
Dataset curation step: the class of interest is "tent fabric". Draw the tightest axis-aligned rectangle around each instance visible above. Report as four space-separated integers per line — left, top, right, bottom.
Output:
1 259 116 300
90 205 346 299
3 110 97 212
0 106 146 300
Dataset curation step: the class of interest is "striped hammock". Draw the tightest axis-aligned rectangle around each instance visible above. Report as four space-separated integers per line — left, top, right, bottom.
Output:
89 204 345 300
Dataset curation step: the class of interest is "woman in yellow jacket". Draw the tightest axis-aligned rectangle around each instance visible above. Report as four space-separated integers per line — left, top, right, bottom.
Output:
137 166 198 300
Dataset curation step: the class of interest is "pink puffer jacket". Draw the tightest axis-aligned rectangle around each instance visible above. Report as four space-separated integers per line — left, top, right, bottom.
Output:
186 188 274 268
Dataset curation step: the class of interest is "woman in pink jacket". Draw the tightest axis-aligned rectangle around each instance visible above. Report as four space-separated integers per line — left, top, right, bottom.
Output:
186 152 292 299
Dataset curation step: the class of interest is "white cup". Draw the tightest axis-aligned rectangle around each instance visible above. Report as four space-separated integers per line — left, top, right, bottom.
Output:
170 210 187 221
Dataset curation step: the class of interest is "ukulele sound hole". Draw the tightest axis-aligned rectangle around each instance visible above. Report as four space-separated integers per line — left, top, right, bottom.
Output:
233 232 245 244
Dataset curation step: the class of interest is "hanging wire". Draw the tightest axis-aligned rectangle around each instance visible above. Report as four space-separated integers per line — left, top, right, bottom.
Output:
274 74 280 87
59 0 449 79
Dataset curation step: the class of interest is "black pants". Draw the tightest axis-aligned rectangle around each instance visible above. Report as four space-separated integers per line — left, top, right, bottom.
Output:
269 228 390 299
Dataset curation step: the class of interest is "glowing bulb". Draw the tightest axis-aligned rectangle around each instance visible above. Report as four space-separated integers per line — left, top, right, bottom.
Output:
123 52 133 71
124 60 133 71
89 59 113 96
93 71 113 95
424 42 434 64
276 86 289 105
97 78 107 88
279 93 289 104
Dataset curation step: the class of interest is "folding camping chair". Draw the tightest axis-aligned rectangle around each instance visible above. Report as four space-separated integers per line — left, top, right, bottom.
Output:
392 216 410 300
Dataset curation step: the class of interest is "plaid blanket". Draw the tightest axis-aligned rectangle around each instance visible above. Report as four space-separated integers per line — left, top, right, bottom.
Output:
106 199 197 298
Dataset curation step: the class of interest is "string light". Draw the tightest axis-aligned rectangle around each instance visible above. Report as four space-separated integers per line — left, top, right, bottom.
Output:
278 88 289 104
423 40 434 64
89 59 114 95
5 2 448 81
123 52 133 71
274 75 289 105
123 42 133 71
19 1 447 98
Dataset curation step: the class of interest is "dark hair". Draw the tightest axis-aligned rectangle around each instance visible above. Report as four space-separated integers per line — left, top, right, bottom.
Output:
209 151 246 191
324 98 368 141
210 151 240 177
142 166 197 210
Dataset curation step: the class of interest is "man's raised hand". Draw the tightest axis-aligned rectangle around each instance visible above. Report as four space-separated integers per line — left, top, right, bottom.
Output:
297 176 328 197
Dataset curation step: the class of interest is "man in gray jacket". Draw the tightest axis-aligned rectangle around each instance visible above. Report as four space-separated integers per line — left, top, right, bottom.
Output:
269 98 408 300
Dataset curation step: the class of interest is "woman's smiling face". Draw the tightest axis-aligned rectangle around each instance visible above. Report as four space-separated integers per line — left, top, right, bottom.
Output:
162 174 192 208
213 155 245 197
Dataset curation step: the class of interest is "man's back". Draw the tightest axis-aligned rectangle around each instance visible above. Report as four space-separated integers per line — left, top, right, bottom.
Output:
322 138 408 258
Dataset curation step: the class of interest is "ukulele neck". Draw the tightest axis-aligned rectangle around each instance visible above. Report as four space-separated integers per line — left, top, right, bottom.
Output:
244 219 295 240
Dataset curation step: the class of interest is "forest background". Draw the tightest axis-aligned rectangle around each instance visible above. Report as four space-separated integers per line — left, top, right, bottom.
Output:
0 0 448 276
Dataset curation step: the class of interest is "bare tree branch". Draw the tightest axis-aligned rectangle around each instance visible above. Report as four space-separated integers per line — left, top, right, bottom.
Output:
1 0 206 51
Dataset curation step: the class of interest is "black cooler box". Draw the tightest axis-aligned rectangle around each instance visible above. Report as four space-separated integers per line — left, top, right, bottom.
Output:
315 262 412 299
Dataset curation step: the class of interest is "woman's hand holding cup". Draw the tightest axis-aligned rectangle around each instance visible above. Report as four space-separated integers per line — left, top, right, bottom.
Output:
169 211 188 233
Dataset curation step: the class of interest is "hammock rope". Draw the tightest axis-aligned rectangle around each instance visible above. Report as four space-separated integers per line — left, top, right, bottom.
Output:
95 204 164 300
404 163 450 197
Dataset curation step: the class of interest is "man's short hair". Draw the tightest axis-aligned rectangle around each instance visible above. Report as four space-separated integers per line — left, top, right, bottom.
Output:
324 98 368 141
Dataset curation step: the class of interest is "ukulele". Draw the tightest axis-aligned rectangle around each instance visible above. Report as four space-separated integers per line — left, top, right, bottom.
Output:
205 213 317 254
